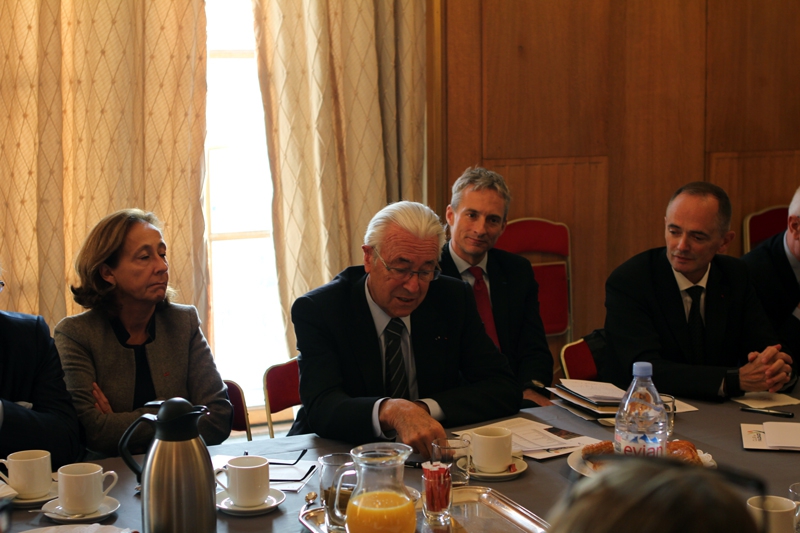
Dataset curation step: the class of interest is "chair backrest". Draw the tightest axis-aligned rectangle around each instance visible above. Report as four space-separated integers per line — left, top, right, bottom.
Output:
263 358 301 438
223 379 252 441
560 339 598 381
495 217 572 340
743 205 788 253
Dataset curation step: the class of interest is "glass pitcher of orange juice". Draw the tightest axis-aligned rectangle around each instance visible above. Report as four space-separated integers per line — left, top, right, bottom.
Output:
332 442 417 533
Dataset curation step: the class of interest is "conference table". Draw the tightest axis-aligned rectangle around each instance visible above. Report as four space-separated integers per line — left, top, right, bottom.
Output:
8 395 800 532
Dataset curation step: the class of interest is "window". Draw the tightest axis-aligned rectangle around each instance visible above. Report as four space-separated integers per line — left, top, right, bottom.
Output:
205 0 289 409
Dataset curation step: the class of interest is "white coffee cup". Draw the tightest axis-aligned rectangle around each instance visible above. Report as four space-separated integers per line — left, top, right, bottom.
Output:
747 495 797 533
461 426 512 474
58 463 118 515
215 455 270 508
0 450 52 499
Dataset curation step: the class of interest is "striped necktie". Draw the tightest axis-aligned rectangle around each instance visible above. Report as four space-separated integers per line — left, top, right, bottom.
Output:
384 318 409 399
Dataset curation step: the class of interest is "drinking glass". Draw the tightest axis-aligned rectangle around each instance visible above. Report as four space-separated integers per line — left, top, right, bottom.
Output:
318 453 353 532
788 482 800 532
432 437 471 486
661 394 676 437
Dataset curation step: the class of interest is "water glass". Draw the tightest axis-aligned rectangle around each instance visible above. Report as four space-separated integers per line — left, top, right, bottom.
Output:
318 453 353 532
661 394 676 437
789 482 800 532
431 438 471 486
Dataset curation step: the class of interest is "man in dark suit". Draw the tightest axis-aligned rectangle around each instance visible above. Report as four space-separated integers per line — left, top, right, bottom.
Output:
602 182 794 400
1 278 84 468
742 187 800 361
440 167 553 407
289 201 520 457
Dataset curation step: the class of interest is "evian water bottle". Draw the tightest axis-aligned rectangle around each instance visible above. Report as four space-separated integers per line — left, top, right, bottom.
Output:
614 362 668 458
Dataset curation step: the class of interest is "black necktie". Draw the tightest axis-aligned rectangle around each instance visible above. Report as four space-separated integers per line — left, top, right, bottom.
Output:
686 285 705 363
384 318 409 399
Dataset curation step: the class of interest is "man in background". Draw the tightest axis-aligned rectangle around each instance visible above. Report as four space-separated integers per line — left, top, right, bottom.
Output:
0 267 83 468
602 182 793 400
289 201 519 457
741 187 800 367
440 167 554 407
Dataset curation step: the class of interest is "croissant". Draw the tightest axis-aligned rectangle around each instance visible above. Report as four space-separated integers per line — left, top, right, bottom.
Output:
666 439 702 466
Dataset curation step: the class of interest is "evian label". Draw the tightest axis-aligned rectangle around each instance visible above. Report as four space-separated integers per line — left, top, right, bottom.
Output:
614 432 665 457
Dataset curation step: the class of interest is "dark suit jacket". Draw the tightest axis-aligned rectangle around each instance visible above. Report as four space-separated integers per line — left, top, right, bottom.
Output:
742 231 800 363
288 266 521 443
602 247 778 400
439 245 553 388
0 311 83 468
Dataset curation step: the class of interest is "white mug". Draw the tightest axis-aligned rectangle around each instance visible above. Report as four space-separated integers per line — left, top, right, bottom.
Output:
58 463 118 515
461 426 512 474
0 450 52 499
747 495 797 533
215 455 270 508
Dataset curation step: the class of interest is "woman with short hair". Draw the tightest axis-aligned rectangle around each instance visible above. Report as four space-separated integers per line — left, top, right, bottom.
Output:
56 208 232 457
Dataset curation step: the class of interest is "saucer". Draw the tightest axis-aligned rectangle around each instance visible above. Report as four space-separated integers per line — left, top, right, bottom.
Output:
41 496 120 524
216 488 286 516
457 457 528 481
11 482 58 508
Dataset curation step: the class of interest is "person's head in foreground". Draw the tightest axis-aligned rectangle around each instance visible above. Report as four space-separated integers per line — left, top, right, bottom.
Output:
547 459 758 533
362 201 446 318
71 208 176 312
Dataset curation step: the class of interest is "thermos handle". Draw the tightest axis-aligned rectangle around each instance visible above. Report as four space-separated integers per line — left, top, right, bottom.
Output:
118 413 157 483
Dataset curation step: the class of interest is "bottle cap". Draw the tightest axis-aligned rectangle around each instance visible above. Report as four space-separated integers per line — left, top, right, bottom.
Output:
632 361 653 377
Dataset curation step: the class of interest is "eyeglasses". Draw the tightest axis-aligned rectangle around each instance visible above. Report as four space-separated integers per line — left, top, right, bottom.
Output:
372 248 441 282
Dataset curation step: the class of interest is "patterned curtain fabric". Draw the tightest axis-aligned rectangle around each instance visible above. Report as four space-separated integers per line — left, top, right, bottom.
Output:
0 0 209 328
252 0 426 355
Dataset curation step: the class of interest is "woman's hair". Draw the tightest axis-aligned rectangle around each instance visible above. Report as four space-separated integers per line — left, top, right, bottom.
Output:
71 208 176 311
547 460 758 533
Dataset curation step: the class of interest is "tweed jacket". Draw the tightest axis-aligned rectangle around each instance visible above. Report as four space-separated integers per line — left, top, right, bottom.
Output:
55 303 232 456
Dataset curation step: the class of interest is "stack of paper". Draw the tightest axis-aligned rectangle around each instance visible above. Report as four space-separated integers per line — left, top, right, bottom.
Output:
548 379 626 417
741 422 800 451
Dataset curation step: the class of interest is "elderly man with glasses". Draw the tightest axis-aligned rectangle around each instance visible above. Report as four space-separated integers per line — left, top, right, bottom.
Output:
288 201 520 457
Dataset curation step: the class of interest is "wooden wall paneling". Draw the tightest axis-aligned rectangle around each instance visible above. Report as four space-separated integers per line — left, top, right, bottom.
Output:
443 0 482 215
607 0 707 271
481 0 610 159
487 157 609 343
706 0 800 152
426 0 447 211
708 151 800 257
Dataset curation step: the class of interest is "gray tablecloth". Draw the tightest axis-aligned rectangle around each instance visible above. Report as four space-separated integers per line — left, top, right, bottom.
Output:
8 395 800 532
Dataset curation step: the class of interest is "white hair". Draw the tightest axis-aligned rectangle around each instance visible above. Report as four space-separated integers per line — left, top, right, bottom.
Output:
789 185 800 217
364 201 445 254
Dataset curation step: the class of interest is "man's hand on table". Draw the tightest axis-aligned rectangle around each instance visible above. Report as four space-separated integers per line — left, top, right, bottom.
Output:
523 389 553 406
740 344 794 392
378 398 446 458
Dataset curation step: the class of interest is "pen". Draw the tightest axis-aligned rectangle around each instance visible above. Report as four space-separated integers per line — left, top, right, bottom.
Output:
740 407 794 418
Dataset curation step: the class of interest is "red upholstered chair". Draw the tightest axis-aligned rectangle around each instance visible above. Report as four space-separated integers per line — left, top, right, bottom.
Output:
263 358 301 438
223 379 252 441
743 205 788 253
559 339 598 381
494 217 572 342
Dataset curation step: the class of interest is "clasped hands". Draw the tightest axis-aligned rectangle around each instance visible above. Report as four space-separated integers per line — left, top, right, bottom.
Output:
740 344 794 393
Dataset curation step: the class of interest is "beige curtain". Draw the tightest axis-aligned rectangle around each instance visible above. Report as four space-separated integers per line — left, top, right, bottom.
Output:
0 0 209 328
252 0 426 355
